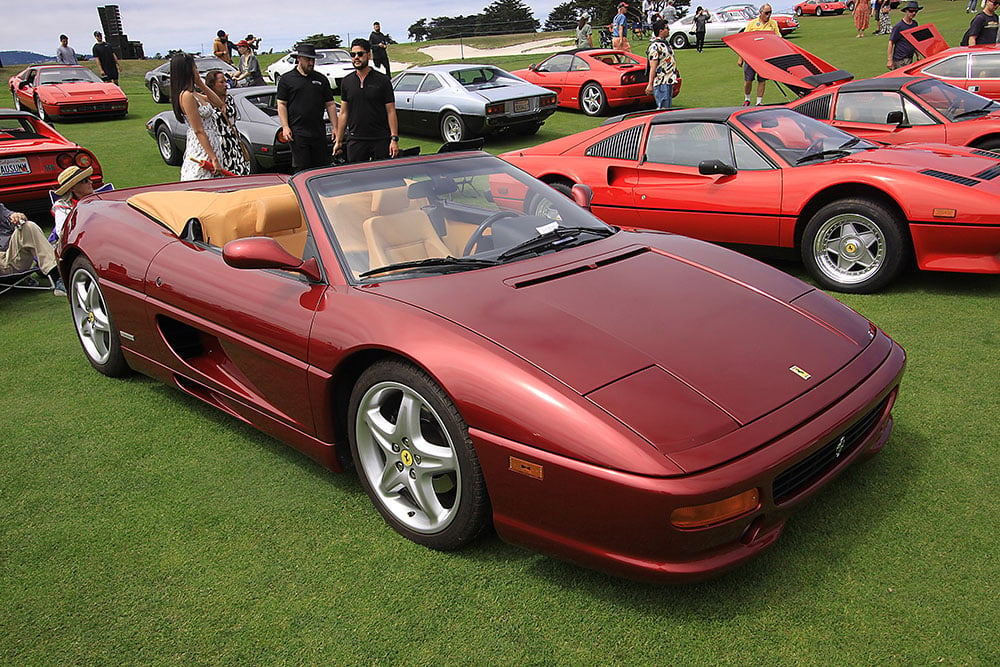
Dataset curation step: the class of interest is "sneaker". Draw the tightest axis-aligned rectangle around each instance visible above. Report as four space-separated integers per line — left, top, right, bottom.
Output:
52 278 66 297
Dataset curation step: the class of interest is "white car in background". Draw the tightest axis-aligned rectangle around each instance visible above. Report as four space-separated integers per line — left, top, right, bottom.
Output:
266 49 355 91
668 9 750 50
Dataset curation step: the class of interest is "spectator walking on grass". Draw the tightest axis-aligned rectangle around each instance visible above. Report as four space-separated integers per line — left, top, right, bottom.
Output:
335 38 399 163
577 14 594 48
612 3 632 52
92 31 119 84
277 43 339 171
646 19 678 109
855 0 871 37
56 35 77 65
693 6 709 52
369 22 392 77
888 2 921 69
738 5 781 106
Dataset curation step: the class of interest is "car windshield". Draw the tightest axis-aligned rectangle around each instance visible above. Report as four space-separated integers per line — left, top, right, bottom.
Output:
450 67 520 88
197 57 235 72
320 50 351 62
908 78 1000 121
38 67 103 85
307 154 614 282
739 108 876 165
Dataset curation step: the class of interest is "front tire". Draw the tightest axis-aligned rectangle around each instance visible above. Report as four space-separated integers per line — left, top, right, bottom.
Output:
816 7 824 15
439 111 467 142
13 93 21 111
35 95 48 122
795 6 803 15
580 82 608 116
69 256 131 377
156 124 182 165
801 198 908 293
348 359 490 551
670 32 689 50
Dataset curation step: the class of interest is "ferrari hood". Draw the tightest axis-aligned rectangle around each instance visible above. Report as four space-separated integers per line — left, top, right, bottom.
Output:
44 82 126 100
369 235 873 430
901 22 949 58
723 31 852 92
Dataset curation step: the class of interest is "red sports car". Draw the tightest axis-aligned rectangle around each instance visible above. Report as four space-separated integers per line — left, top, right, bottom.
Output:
58 152 904 583
500 106 1000 292
793 0 847 15
8 64 128 122
0 109 103 216
725 32 1000 153
513 49 680 117
895 23 1000 101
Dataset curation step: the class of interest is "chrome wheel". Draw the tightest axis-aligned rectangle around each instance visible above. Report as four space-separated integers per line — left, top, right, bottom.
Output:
35 96 47 121
156 125 181 165
802 198 907 293
440 112 466 142
70 257 129 376
580 83 607 116
349 360 489 550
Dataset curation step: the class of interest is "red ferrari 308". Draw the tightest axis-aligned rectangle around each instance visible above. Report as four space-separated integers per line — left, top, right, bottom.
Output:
513 49 680 117
8 64 128 122
0 109 103 216
58 152 904 583
895 23 1000 102
500 106 1000 293
725 32 1000 153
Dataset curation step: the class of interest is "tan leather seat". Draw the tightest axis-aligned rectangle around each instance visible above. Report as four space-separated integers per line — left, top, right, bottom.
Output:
363 187 450 268
256 192 306 257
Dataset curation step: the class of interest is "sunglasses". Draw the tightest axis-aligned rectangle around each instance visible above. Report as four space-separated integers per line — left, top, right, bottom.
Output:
350 50 368 58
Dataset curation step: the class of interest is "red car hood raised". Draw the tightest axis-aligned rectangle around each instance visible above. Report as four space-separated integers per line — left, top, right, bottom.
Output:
901 22 949 58
723 31 853 92
367 234 873 434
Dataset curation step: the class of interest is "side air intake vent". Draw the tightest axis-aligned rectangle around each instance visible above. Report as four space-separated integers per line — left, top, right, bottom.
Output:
918 169 979 187
586 125 643 161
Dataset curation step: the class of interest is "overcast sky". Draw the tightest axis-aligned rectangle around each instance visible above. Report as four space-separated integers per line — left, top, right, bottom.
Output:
1 0 564 58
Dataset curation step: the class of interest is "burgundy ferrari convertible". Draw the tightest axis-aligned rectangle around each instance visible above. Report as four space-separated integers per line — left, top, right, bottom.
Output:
59 153 905 582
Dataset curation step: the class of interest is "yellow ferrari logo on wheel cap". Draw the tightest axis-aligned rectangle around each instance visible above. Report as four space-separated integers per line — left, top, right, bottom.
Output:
400 450 414 466
845 242 857 253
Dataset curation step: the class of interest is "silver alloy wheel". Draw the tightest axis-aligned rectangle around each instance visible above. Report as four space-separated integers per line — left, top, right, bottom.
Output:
35 96 46 121
354 380 462 535
810 213 886 286
157 127 174 161
13 93 21 111
71 265 113 365
440 112 466 142
150 79 161 102
580 83 606 116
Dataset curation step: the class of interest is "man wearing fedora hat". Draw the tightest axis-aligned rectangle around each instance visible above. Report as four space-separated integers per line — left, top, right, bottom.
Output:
277 43 338 171
50 165 113 244
888 2 922 69
1 203 65 296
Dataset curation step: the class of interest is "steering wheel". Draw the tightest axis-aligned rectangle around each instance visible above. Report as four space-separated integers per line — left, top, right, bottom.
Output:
463 210 520 256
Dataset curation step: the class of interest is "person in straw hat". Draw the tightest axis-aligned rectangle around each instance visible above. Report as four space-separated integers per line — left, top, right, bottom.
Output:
50 165 113 244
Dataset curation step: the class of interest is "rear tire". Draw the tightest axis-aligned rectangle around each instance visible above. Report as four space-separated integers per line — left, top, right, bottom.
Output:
795 6 803 15
440 111 467 143
670 33 689 50
580 82 608 116
69 256 131 377
156 124 182 166
801 198 908 293
150 79 165 103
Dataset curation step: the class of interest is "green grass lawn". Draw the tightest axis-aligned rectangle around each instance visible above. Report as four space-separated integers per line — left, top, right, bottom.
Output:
2 9 998 664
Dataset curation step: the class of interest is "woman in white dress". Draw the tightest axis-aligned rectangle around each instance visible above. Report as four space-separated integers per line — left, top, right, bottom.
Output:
170 52 224 180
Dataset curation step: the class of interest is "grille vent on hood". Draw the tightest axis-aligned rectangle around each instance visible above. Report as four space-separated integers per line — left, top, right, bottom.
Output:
510 246 649 288
971 149 1000 159
919 169 979 187
974 164 1000 181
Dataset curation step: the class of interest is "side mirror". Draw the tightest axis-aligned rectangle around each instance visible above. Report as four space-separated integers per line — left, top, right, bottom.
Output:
528 63 537 71
571 183 593 210
223 237 322 282
886 110 907 127
19 80 29 89
698 159 737 176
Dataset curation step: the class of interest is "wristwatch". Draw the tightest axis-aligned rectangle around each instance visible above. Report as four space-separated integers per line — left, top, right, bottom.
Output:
390 135 399 141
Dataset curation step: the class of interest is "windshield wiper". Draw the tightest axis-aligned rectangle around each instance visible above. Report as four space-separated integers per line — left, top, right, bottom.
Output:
359 256 497 278
795 137 864 165
953 101 998 120
496 226 614 262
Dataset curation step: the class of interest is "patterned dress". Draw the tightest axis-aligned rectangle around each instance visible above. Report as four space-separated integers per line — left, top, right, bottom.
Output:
180 98 223 181
214 96 251 176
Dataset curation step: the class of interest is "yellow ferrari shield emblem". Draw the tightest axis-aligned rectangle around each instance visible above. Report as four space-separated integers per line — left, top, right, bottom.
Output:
400 450 414 466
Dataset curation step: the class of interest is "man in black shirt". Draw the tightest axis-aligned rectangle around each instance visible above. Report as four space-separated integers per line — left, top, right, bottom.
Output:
369 22 391 77
334 38 399 163
277 43 338 171
92 31 119 85
968 0 1000 45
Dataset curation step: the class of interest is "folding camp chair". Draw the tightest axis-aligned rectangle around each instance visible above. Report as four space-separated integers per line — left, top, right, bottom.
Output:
0 262 61 296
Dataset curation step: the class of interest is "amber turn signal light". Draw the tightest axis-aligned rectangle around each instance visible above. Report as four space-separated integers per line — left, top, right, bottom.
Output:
670 488 760 529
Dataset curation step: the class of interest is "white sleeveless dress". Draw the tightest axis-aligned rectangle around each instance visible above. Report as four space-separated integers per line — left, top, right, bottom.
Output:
180 98 223 181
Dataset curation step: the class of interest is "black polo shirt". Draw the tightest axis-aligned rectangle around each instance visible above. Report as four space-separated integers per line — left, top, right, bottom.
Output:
340 69 394 140
276 68 333 138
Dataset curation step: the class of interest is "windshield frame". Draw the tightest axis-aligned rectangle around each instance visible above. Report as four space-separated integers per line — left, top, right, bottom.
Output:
736 107 877 166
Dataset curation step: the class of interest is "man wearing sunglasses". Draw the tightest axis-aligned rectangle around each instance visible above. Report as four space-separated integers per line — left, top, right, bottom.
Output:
737 5 781 106
888 2 922 70
334 38 400 163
